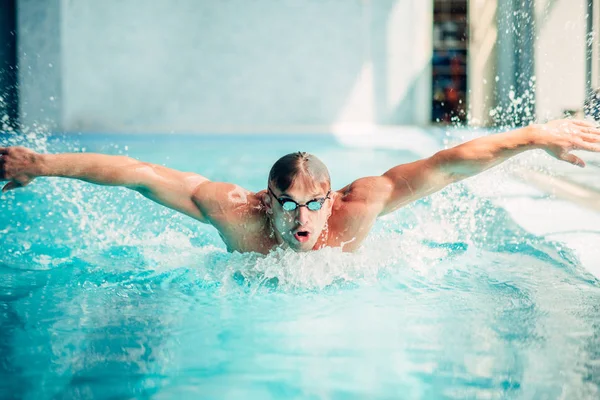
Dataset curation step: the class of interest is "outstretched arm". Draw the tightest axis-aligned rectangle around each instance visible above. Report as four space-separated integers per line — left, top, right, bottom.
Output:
0 147 217 222
342 119 600 216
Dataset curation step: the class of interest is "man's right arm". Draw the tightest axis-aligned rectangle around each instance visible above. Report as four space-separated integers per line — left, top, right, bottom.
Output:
338 119 600 217
0 146 215 223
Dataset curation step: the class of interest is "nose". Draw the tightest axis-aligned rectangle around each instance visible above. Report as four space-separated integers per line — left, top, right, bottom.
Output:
295 206 310 226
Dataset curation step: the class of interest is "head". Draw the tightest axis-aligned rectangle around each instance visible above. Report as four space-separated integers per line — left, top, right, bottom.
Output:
264 152 333 251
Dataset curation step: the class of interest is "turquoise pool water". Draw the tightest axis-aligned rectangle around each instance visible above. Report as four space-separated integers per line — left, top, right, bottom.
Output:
1 132 600 399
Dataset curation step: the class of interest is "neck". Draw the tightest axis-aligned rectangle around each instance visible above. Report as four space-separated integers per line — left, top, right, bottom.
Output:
268 216 288 249
313 224 329 250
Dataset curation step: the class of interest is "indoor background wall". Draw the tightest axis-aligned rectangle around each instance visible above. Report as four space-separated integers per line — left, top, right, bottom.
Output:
535 0 587 121
17 0 432 133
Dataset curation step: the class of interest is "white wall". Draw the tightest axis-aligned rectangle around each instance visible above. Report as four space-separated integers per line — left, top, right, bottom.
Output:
535 0 587 120
17 0 432 133
468 0 498 126
18 0 62 130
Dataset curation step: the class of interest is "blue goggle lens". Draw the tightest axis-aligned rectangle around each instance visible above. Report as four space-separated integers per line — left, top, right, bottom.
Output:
282 201 297 211
281 200 323 211
307 201 323 211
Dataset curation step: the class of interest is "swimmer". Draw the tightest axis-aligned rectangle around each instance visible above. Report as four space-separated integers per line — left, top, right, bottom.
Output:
1 119 599 253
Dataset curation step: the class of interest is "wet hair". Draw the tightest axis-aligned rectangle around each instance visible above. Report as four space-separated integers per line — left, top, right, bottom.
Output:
268 152 331 192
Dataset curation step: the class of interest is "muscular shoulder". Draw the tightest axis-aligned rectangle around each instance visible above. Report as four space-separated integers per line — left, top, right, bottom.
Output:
192 183 270 252
336 176 394 209
321 178 392 250
191 182 263 224
329 177 393 225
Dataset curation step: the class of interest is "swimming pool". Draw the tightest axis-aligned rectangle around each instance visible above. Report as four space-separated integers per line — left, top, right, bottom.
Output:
1 132 600 398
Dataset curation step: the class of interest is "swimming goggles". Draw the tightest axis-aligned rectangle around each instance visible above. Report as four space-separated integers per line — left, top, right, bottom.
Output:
268 187 331 211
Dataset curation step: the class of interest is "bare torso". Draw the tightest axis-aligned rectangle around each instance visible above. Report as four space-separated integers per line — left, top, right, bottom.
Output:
199 187 380 254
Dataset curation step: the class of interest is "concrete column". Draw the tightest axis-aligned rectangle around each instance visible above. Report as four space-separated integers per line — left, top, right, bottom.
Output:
17 0 62 130
586 0 594 95
0 1 18 130
496 0 536 127
593 0 600 90
468 0 498 126
535 0 587 120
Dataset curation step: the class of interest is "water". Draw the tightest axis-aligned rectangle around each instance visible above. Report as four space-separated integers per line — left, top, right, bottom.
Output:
1 132 600 399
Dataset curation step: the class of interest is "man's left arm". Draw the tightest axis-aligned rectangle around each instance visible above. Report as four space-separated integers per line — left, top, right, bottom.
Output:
366 119 600 216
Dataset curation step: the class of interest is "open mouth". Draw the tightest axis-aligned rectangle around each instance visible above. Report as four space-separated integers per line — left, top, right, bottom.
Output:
293 230 310 243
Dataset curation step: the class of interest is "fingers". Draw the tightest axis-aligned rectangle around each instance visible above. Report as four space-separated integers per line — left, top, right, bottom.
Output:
558 152 586 168
578 133 600 143
573 139 600 152
582 127 600 136
568 119 598 128
1 181 22 193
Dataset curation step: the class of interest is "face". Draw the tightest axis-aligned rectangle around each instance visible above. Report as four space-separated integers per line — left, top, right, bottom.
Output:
265 174 333 252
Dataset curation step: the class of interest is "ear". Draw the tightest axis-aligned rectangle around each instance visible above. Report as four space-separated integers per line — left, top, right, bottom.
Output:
325 192 334 218
263 191 273 214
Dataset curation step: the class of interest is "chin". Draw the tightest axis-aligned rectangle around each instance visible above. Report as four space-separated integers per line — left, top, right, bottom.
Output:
288 240 316 252
295 245 314 252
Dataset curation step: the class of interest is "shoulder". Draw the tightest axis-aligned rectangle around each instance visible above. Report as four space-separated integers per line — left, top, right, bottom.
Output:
328 176 392 223
335 176 394 206
192 182 264 222
192 184 269 252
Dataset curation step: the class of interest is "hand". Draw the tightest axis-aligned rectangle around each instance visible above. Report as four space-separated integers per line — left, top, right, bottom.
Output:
532 119 600 167
0 146 44 192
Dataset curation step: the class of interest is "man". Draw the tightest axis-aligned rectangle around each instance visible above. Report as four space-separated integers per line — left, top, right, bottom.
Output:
1 119 599 254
